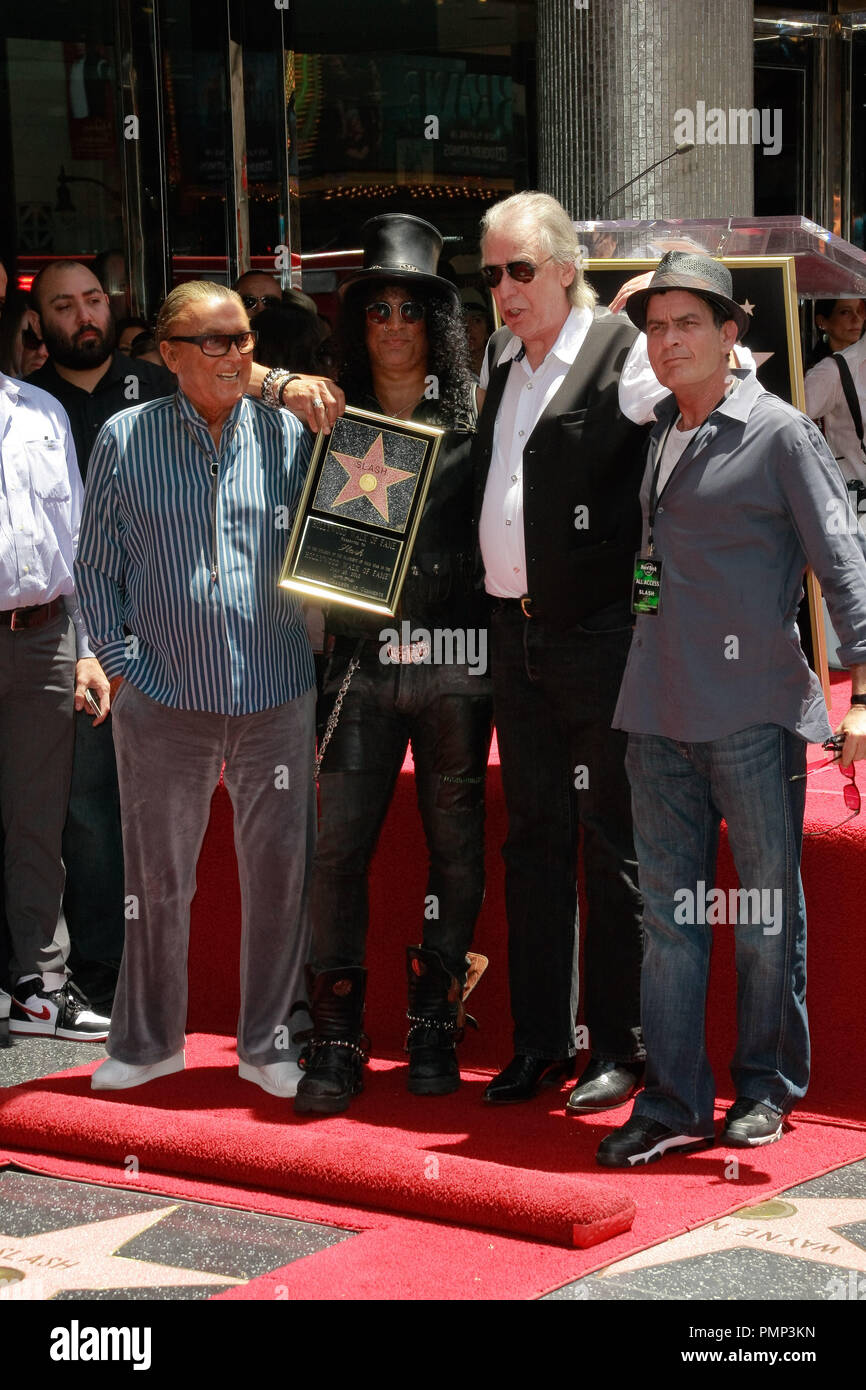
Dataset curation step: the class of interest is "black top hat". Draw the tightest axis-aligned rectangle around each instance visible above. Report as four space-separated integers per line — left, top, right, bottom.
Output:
339 214 459 308
626 251 750 339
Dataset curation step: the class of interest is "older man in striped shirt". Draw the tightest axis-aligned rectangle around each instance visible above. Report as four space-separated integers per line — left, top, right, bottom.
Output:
76 281 317 1098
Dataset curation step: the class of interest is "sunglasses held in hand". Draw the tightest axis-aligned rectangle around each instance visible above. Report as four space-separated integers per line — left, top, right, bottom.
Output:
790 734 860 835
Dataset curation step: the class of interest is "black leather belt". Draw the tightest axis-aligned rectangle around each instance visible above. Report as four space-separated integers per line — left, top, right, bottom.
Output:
491 596 537 619
0 597 65 630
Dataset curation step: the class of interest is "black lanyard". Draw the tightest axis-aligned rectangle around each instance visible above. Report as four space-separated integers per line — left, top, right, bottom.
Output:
647 392 730 551
647 417 681 554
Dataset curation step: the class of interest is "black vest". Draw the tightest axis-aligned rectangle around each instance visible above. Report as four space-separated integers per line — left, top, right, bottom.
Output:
472 310 649 625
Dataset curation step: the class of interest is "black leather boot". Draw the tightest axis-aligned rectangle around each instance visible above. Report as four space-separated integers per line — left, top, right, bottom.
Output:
405 946 466 1096
294 966 368 1115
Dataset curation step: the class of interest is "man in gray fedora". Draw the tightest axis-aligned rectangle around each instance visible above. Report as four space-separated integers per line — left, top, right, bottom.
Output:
597 251 866 1167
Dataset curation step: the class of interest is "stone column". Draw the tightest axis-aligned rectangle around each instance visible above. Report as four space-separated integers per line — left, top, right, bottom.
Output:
537 0 754 220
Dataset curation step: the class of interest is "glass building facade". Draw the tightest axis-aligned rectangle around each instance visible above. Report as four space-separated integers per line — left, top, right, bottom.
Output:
1 2 864 315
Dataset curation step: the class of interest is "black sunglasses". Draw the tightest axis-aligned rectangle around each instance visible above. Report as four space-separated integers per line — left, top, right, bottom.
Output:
365 300 425 325
240 294 281 310
167 331 257 356
480 256 553 288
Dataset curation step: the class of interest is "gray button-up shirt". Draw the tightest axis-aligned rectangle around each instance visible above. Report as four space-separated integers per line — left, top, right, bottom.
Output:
613 370 866 743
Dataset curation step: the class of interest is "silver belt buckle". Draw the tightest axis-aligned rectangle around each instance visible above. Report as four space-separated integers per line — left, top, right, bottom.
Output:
386 640 430 664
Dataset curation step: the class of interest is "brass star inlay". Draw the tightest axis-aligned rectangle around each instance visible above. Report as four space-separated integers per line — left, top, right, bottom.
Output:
0 1206 245 1300
596 1198 866 1280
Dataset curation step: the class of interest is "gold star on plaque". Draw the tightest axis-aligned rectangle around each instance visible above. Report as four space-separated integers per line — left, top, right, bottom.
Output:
331 432 412 523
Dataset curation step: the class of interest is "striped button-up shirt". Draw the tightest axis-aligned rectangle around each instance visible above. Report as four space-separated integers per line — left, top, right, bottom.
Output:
75 388 314 714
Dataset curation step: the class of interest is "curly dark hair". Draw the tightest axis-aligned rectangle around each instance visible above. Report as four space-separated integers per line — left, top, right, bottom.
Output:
337 280 476 429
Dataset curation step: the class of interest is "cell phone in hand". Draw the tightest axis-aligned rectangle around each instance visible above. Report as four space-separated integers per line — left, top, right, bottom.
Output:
84 689 101 717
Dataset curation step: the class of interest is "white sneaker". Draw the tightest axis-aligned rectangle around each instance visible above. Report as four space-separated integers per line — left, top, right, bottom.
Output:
239 1059 303 1098
91 1050 185 1091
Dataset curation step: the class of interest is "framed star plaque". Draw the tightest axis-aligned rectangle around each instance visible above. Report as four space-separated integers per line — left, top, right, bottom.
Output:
279 405 444 615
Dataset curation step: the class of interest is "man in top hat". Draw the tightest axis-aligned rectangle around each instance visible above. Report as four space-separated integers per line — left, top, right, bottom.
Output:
268 213 491 1115
597 252 866 1166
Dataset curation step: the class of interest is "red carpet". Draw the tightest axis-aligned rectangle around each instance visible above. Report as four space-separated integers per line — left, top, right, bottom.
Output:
1 672 864 1297
1 1058 862 1299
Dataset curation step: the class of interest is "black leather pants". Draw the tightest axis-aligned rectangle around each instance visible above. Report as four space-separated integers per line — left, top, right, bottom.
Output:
311 639 493 984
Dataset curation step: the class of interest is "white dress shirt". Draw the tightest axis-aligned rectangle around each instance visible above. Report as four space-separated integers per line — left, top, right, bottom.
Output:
804 333 866 485
478 306 656 596
0 372 90 655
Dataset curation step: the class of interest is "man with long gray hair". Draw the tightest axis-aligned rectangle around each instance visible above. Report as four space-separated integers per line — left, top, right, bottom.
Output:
473 191 650 1109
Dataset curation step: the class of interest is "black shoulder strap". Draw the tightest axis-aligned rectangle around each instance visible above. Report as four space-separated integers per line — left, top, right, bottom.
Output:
833 353 864 444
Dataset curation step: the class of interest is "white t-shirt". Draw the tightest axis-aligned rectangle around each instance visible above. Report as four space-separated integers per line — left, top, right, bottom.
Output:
656 418 700 494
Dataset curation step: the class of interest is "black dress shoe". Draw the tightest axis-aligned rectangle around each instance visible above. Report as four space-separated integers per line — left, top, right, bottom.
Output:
483 1054 574 1105
566 1056 645 1114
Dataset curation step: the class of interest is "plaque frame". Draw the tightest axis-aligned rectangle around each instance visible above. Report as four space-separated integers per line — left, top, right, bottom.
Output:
279 404 444 616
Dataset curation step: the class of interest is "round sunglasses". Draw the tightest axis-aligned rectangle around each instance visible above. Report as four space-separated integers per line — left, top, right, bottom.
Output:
480 256 553 288
365 300 425 325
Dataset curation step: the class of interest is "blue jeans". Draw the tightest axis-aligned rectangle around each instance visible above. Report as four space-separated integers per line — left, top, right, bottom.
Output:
626 724 809 1135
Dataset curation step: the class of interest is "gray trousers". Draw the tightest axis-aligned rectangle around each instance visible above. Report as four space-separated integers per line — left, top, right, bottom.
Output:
0 612 74 981
109 680 316 1066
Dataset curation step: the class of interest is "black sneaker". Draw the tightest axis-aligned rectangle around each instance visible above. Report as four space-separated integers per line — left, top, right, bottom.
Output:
0 988 10 1047
597 1114 714 1167
723 1098 784 1148
9 980 110 1041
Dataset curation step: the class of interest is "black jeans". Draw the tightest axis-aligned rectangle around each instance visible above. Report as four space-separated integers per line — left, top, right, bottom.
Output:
62 710 126 966
311 641 493 983
490 602 644 1061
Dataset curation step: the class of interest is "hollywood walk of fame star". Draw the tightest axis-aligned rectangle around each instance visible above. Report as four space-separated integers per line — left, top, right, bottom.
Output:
331 432 413 524
596 1197 866 1279
740 299 756 317
0 1206 245 1300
